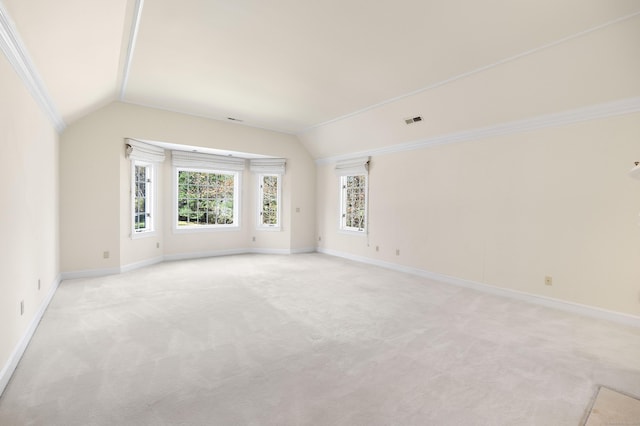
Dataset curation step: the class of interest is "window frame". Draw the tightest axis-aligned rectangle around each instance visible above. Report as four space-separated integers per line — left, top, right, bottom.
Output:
173 166 241 233
131 160 156 238
256 173 282 231
339 174 368 233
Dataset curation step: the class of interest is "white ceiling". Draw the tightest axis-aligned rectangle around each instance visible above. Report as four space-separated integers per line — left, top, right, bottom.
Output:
2 0 640 134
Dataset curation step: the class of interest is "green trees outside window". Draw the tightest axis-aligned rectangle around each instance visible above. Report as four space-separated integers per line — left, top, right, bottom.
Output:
260 175 279 226
134 164 151 232
341 175 366 231
177 170 236 226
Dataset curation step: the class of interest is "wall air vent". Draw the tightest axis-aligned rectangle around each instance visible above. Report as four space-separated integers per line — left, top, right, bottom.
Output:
404 116 423 125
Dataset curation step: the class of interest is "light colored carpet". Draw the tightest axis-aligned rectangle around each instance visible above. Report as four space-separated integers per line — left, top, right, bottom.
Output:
1 253 640 425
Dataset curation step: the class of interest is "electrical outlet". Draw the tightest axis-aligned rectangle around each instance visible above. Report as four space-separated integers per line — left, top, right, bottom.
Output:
545 276 553 286
318 236 322 242
103 251 110 259
38 279 41 290
296 207 300 213
20 300 24 316
252 236 256 242
156 242 160 249
375 246 379 252
396 249 400 256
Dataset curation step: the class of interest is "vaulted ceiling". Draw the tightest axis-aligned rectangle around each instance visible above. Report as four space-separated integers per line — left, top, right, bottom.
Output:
2 0 640 134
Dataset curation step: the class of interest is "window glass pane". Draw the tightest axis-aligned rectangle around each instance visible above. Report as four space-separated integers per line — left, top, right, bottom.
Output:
341 174 366 231
177 169 236 227
262 175 278 225
133 164 152 233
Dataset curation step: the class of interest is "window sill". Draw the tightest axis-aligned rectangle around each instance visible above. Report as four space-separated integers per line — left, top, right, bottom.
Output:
131 230 157 240
338 229 367 236
173 225 241 234
256 226 282 232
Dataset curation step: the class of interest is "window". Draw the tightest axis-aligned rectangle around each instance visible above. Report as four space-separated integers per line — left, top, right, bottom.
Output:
335 156 369 233
176 168 239 228
126 139 165 238
258 174 281 229
340 174 367 232
250 158 286 231
171 151 245 232
133 161 154 234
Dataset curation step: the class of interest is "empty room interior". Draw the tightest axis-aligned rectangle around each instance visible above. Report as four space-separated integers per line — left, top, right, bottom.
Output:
1 0 640 424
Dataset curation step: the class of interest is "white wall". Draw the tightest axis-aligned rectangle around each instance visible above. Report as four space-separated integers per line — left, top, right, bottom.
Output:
308 13 640 317
60 102 316 274
0 53 59 385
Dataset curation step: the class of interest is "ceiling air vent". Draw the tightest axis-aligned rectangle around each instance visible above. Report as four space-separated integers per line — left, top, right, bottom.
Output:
404 116 423 125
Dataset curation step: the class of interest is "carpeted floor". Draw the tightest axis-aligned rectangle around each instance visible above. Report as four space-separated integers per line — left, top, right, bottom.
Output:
1 253 639 425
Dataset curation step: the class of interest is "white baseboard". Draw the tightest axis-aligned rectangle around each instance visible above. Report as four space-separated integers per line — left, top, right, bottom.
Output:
165 247 314 259
249 248 292 255
62 248 318 279
120 256 164 273
0 275 61 397
317 248 640 328
61 267 121 281
164 248 250 262
291 247 317 254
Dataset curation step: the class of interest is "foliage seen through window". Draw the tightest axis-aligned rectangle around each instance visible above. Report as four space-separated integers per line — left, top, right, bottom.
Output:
260 175 279 226
341 175 367 231
177 170 236 226
134 164 151 232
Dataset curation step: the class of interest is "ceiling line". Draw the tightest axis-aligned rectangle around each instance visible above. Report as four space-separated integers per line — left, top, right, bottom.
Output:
120 0 144 100
0 1 65 132
314 97 640 165
299 9 640 135
120 99 297 135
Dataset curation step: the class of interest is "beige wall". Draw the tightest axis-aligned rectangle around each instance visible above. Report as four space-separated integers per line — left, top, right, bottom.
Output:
60 105 120 273
0 54 59 376
316 114 640 316
60 102 316 273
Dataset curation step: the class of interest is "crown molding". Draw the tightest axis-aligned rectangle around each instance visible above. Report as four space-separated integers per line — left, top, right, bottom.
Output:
120 100 297 135
0 2 65 132
316 97 640 165
119 0 144 100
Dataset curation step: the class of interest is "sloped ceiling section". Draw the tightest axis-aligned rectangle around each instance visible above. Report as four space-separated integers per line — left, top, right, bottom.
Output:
122 0 640 133
1 0 130 125
300 12 640 160
1 0 639 138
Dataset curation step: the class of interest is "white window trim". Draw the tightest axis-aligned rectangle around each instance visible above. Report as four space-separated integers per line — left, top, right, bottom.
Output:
126 139 166 163
126 139 165 239
249 158 286 174
334 156 369 176
172 150 245 171
339 174 368 234
173 166 242 233
256 173 282 231
131 161 157 239
250 158 285 232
